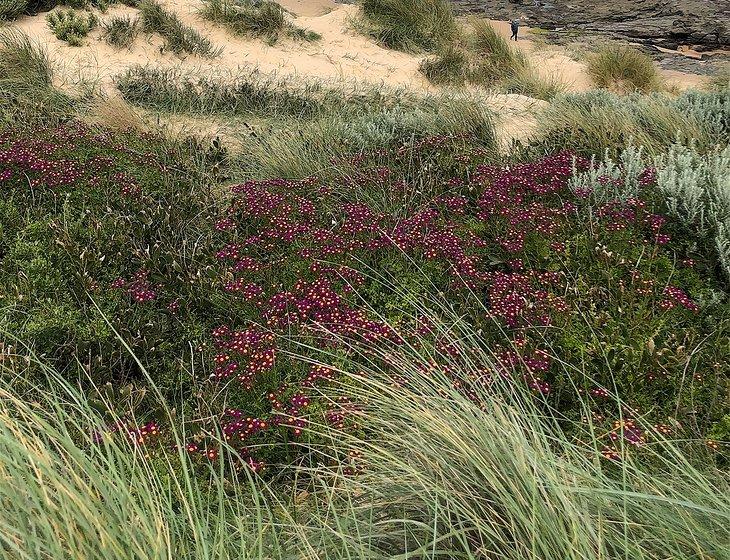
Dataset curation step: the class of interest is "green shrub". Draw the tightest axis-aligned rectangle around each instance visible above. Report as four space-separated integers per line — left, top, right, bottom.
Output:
710 65 730 91
359 0 457 52
0 0 27 20
587 43 662 92
139 0 220 57
102 14 138 48
675 87 730 143
46 8 97 46
655 143 730 280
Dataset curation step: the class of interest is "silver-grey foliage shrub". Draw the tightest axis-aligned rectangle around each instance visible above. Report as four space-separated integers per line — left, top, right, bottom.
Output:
569 142 730 279
674 88 730 142
656 143 730 277
569 143 646 203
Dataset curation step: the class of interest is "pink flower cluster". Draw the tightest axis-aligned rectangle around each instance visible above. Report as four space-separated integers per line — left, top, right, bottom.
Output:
110 269 157 303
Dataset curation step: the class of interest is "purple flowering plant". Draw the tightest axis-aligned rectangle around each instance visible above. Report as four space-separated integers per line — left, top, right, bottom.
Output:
1 121 728 472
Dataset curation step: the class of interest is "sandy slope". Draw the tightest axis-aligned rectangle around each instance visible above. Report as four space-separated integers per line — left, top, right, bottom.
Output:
8 0 710 147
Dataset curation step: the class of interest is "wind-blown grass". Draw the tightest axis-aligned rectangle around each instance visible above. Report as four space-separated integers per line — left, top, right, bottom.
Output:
0 29 72 123
532 89 713 157
239 96 497 178
1 308 728 560
0 348 279 560
302 321 730 559
587 43 663 92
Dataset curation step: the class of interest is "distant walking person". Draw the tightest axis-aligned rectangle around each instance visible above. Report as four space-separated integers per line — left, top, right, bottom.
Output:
510 19 520 41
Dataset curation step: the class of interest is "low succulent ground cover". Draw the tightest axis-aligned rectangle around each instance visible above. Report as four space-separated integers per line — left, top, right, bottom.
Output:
1 119 728 472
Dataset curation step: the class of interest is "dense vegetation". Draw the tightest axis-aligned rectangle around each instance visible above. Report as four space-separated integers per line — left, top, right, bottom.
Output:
0 13 729 559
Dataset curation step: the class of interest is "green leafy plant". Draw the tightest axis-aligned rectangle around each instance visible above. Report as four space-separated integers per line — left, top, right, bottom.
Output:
46 8 97 46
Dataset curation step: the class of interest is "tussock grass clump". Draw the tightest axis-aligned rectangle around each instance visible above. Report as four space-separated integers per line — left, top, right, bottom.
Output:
419 19 527 87
0 0 27 21
359 0 457 52
46 9 97 46
471 18 526 76
200 0 319 44
588 43 663 92
501 66 565 101
139 0 220 57
0 29 53 88
102 14 138 48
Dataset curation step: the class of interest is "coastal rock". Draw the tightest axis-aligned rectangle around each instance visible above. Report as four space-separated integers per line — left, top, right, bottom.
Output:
450 0 730 51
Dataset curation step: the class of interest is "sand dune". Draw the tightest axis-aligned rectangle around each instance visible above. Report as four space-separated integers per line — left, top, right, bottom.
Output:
12 1 427 94
8 0 710 148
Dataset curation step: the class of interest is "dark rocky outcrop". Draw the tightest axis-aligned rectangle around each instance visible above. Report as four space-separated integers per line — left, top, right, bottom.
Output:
451 0 730 51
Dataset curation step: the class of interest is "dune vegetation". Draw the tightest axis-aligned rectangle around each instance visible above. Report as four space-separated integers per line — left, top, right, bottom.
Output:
587 43 664 92
199 0 320 44
0 2 729 557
